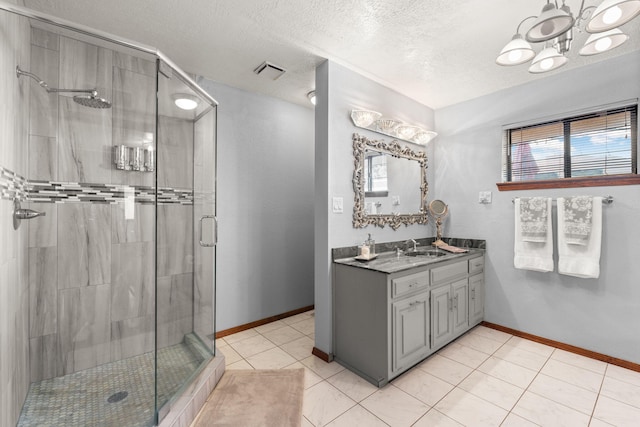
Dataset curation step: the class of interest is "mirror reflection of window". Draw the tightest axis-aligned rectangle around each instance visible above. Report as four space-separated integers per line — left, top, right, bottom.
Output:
365 152 389 197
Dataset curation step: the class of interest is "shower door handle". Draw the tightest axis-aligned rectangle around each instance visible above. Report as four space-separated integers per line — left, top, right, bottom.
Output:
199 215 217 247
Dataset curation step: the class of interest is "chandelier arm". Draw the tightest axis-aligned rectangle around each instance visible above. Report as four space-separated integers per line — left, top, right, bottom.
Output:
516 15 539 34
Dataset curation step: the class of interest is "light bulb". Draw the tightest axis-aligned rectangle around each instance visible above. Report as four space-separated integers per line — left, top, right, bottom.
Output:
595 36 613 51
603 5 622 24
540 58 555 70
508 50 523 62
540 21 555 37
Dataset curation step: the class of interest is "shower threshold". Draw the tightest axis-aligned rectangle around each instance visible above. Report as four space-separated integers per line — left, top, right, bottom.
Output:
18 337 209 427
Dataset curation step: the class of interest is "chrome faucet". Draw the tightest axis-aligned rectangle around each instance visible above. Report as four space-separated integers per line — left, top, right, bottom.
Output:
405 239 419 252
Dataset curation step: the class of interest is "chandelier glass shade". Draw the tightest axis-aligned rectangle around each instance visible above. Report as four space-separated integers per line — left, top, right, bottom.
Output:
587 0 640 32
525 3 575 42
529 46 569 73
579 28 630 54
496 0 640 73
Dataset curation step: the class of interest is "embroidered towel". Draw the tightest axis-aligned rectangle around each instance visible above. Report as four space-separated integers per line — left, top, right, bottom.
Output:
514 198 554 272
558 196 602 279
519 197 549 242
562 196 593 245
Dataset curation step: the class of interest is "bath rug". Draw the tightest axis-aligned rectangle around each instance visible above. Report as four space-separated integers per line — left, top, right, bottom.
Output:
192 369 304 427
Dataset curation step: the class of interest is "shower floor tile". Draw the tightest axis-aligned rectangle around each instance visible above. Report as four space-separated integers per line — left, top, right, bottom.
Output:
18 341 206 427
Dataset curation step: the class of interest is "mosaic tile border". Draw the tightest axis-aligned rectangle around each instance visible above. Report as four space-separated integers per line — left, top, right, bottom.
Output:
0 166 28 201
1 165 197 205
28 181 194 205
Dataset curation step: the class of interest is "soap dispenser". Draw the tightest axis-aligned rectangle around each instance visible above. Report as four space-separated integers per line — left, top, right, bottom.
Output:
365 233 375 256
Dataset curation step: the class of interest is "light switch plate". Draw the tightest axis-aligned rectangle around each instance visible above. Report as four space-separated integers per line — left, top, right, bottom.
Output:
332 197 344 213
479 191 492 204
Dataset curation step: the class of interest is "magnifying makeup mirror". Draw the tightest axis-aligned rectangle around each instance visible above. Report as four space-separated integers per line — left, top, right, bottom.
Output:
428 199 448 246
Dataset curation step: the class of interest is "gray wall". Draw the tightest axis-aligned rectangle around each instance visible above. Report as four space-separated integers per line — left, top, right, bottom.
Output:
196 79 315 332
0 5 31 426
314 60 436 355
434 51 640 364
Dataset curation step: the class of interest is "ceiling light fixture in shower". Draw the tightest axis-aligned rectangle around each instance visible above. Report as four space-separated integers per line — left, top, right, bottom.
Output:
172 93 199 110
307 90 316 105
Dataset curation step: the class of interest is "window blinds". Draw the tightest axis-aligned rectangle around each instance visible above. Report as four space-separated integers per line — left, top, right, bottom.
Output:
506 105 637 182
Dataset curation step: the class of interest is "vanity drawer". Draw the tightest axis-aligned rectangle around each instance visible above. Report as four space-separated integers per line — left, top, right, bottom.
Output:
469 256 484 275
431 261 467 285
392 271 429 298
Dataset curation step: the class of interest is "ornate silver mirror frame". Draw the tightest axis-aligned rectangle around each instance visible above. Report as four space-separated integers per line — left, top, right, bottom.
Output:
352 133 428 230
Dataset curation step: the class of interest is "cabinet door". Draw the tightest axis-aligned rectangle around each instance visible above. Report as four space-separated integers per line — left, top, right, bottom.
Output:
431 285 452 349
452 278 468 336
469 273 484 326
392 293 430 373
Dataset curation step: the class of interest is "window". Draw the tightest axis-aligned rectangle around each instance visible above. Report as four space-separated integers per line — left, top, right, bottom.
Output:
500 104 638 190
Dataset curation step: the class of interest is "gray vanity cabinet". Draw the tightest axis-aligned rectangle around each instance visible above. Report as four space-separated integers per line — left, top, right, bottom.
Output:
469 257 485 326
430 260 469 350
333 252 484 387
392 285 430 373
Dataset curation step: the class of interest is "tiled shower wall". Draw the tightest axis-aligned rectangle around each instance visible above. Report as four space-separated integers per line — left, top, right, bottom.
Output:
0 5 32 427
23 27 197 382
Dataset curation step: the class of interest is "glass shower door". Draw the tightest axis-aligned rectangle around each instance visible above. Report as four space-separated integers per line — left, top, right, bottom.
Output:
155 61 216 421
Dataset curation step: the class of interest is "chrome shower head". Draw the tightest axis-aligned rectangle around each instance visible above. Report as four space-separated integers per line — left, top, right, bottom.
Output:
73 94 112 109
16 65 112 109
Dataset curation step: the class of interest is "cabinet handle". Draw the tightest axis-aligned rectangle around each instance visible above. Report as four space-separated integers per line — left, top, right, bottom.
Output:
454 295 458 309
471 289 475 300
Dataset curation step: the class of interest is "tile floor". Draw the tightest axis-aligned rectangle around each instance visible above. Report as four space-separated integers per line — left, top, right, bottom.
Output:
213 310 640 426
19 340 205 427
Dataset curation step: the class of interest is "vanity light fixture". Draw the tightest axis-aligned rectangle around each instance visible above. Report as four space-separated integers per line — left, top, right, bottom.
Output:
307 90 316 105
172 93 199 110
412 130 438 145
376 118 402 133
496 0 640 73
349 109 438 145
350 110 382 127
395 124 422 140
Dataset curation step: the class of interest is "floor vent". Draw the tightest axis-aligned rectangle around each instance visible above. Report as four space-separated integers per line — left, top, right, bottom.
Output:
253 61 286 80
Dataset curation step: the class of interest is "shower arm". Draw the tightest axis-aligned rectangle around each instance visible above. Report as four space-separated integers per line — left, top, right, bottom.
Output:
16 66 98 97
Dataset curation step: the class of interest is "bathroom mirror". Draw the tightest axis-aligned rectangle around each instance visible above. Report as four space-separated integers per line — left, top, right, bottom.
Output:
428 199 448 217
428 199 448 246
353 133 428 230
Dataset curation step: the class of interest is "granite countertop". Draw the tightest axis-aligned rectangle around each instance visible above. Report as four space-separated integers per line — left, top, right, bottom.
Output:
334 247 484 274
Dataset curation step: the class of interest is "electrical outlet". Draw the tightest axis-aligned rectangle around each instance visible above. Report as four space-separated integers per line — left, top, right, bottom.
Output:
479 191 492 204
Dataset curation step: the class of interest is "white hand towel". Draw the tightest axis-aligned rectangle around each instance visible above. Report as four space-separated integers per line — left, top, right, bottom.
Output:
514 198 554 272
558 196 602 279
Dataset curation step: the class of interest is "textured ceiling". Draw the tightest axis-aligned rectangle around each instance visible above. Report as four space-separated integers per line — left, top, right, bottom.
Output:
23 0 640 109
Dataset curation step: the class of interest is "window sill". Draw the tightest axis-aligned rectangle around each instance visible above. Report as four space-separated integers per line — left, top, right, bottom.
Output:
496 174 640 191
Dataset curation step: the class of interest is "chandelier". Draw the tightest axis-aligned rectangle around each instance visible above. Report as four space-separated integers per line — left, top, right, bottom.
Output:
496 0 640 73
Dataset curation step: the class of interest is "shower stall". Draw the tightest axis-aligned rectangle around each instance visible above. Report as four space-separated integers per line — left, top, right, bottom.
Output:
0 2 222 426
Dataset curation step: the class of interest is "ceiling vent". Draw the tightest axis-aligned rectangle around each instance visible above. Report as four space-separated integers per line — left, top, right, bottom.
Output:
253 61 286 80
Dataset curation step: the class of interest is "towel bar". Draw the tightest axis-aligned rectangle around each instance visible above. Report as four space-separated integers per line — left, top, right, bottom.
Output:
511 196 613 204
